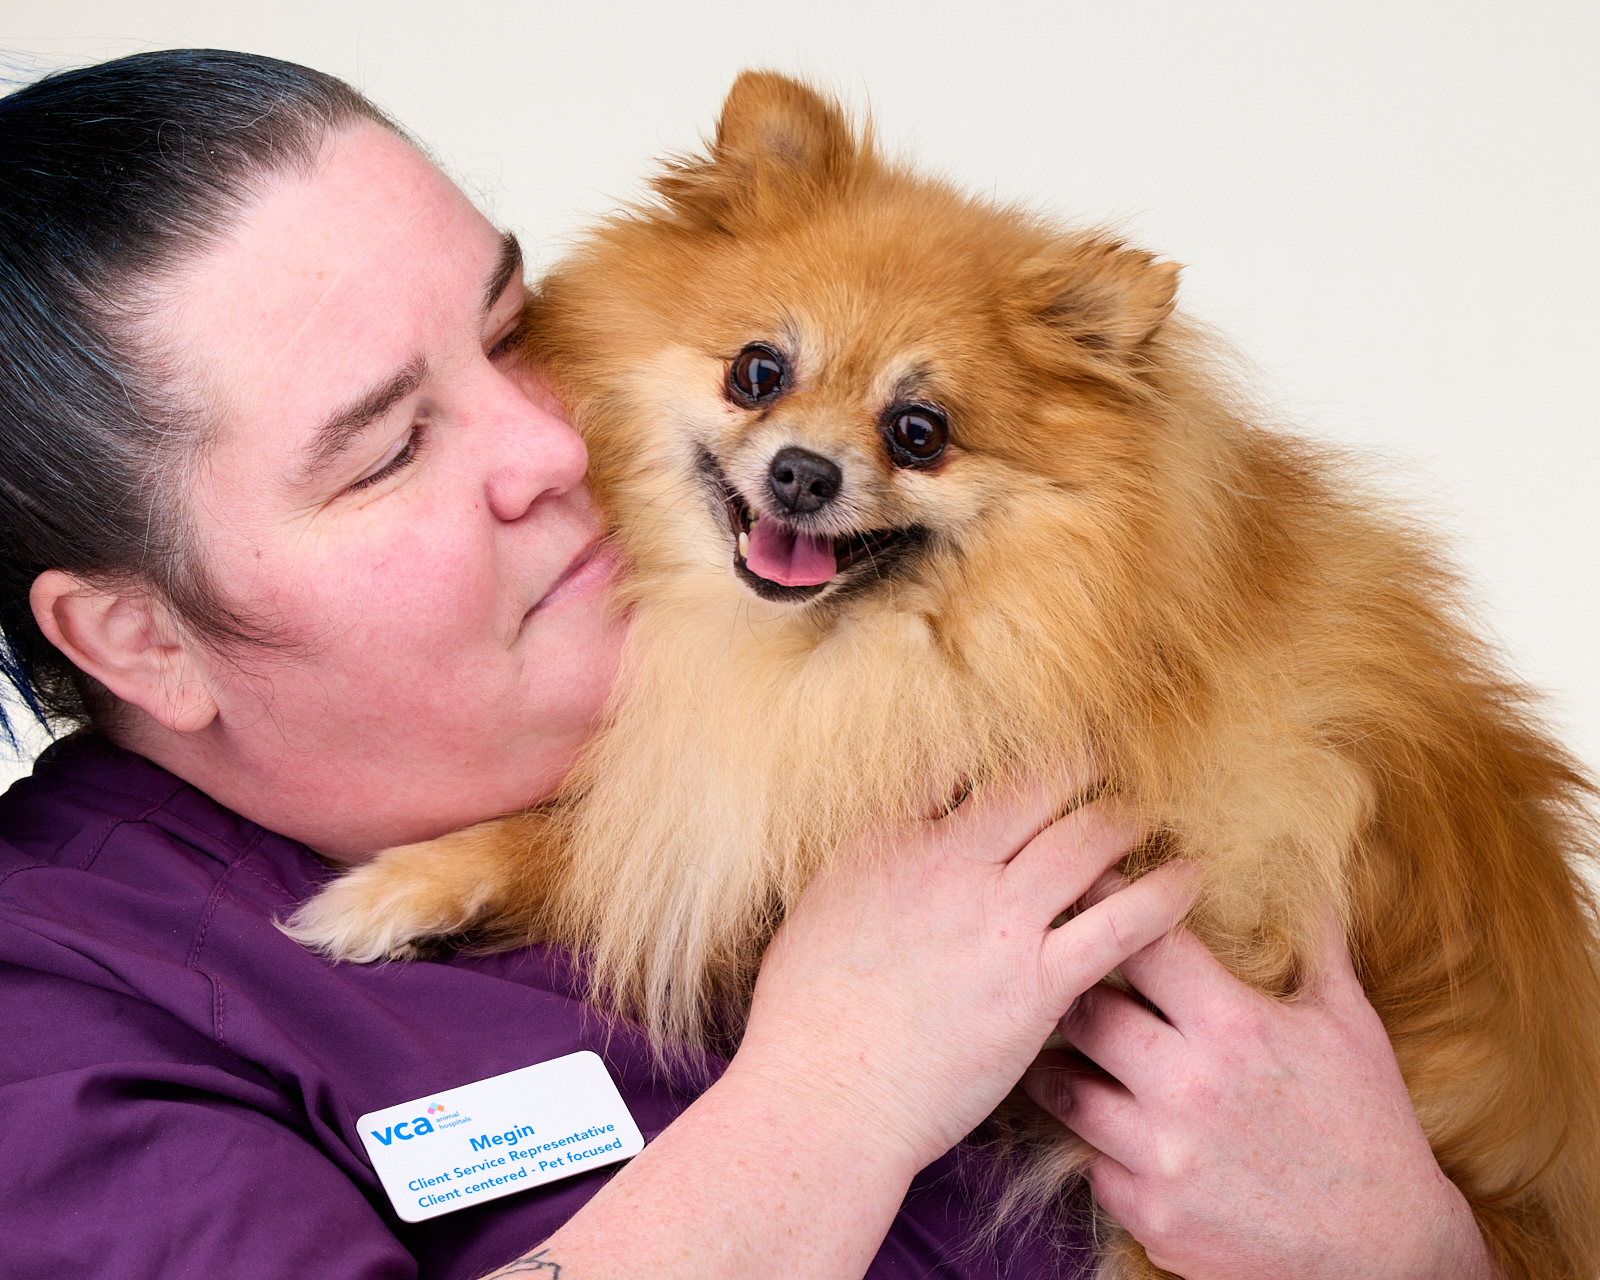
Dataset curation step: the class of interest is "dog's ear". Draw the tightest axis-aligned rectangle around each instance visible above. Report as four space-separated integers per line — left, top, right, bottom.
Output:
653 72 862 230
1020 241 1181 359
713 72 855 180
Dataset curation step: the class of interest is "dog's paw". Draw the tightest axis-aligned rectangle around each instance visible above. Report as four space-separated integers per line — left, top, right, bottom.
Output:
278 858 478 963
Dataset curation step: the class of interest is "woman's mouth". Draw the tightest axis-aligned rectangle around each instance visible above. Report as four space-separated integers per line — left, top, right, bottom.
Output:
528 537 621 616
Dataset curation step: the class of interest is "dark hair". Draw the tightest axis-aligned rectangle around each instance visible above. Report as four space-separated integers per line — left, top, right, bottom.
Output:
0 49 402 747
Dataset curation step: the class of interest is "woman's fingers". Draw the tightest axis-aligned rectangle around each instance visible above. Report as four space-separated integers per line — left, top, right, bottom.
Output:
936 767 1104 866
1039 860 1201 1012
1022 1049 1148 1170
1116 908 1354 1040
1055 979 1182 1090
1300 904 1366 1010
1001 798 1144 916
1113 923 1240 1037
1022 1050 1169 1239
1077 1154 1147 1257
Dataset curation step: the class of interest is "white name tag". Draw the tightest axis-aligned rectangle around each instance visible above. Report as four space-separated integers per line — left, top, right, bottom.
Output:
356 1050 646 1223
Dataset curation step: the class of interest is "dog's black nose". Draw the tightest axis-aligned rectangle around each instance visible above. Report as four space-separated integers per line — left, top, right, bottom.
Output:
768 447 842 514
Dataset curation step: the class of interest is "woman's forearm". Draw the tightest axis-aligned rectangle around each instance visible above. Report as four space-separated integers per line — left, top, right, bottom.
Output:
477 1058 920 1280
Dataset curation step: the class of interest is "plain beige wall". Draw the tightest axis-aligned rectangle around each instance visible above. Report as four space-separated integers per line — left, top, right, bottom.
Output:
2 1 1597 795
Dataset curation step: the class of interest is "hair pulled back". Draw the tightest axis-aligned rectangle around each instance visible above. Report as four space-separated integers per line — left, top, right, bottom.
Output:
0 49 401 745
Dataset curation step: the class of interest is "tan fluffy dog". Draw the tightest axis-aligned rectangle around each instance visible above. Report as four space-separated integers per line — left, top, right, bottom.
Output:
288 73 1600 1279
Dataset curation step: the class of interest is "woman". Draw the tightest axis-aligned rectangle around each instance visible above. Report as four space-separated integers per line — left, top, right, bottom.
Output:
0 50 1498 1279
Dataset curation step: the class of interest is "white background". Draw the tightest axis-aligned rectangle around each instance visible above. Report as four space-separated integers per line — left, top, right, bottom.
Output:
2 1 1596 795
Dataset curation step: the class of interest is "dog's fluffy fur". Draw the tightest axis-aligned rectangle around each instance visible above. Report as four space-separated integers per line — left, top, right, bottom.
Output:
288 73 1600 1278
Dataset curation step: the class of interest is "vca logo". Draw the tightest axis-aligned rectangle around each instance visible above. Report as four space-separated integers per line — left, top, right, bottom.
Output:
369 1113 438 1146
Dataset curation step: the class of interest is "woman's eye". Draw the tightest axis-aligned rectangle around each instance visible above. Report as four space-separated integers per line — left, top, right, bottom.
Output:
348 427 423 493
489 323 521 362
886 405 949 466
728 345 787 405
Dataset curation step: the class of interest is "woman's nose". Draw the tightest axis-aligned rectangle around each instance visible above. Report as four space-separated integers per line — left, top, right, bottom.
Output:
483 373 589 523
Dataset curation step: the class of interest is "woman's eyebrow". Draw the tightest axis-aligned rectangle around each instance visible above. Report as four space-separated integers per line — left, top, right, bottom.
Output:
482 232 523 316
292 236 518 488
297 356 428 484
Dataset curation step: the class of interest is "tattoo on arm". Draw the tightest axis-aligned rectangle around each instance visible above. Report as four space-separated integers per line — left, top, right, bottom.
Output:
483 1247 562 1278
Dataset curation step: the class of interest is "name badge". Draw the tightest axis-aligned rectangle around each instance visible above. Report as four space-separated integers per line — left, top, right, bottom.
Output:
356 1050 646 1223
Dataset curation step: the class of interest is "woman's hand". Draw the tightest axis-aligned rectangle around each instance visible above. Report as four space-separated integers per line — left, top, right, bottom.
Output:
1023 910 1501 1280
742 776 1203 1172
518 773 1199 1280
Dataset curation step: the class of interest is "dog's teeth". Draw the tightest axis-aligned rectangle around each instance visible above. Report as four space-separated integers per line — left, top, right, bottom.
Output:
738 530 750 560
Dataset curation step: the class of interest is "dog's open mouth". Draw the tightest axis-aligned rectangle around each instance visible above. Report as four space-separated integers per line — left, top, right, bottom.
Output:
699 451 926 603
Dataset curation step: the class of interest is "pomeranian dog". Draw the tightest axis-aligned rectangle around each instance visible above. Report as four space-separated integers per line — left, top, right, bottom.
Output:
288 73 1600 1278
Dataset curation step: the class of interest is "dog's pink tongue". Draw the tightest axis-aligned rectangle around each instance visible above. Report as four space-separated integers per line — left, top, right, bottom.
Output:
744 518 837 586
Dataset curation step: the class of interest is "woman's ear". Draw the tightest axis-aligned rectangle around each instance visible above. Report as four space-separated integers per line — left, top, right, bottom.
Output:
29 570 219 733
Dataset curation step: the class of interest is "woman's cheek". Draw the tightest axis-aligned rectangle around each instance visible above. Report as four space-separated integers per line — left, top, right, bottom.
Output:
329 518 498 643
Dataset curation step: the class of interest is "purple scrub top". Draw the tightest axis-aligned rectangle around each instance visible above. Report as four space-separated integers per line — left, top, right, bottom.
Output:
0 735 1088 1279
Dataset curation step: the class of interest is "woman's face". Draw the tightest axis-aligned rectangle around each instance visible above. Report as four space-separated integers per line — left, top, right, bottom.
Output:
152 124 625 859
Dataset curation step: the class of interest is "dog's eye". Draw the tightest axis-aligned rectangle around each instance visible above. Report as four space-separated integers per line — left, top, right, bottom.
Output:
886 405 949 466
729 345 787 405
